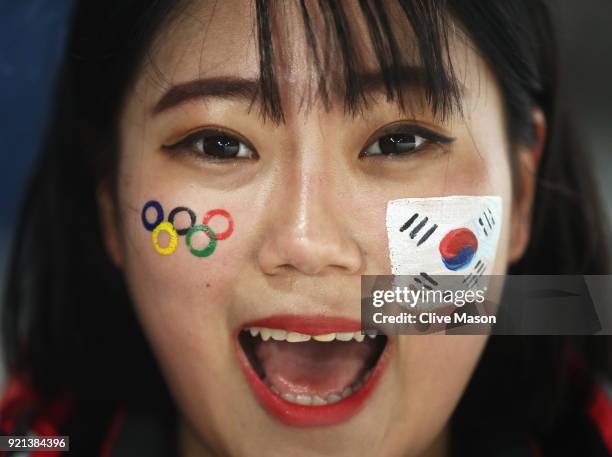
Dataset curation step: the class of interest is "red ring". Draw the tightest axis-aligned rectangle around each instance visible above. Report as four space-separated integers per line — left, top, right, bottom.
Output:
203 208 234 240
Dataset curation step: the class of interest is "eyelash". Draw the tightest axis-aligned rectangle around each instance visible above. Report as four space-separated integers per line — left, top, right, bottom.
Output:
359 124 455 158
162 124 454 161
162 128 257 161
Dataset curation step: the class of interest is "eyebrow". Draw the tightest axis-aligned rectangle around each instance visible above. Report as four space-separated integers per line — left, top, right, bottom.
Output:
151 66 461 116
152 77 259 115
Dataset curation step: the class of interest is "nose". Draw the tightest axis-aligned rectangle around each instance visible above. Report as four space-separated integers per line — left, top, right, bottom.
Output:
257 169 365 277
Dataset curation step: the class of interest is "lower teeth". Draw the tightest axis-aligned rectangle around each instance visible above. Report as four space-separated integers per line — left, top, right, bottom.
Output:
265 370 372 406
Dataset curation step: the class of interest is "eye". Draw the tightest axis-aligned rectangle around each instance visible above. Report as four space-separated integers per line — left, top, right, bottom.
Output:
361 124 454 158
163 129 256 160
364 134 426 155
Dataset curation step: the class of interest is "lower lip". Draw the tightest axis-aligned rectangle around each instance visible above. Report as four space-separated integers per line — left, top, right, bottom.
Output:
235 330 391 427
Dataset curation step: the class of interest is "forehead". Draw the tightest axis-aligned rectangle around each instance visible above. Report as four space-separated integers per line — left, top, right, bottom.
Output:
132 0 483 119
150 0 260 81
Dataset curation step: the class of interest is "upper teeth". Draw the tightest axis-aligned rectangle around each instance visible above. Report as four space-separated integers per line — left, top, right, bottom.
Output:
245 327 377 342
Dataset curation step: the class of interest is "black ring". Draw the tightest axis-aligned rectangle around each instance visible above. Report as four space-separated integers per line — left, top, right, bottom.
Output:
141 200 164 231
168 206 197 236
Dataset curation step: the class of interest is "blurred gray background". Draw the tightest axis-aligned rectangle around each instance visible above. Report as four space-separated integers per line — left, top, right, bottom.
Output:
0 1 610 389
554 1 612 219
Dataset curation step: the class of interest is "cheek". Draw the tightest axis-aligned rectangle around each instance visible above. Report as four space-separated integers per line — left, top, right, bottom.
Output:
385 335 487 450
419 139 514 276
115 187 262 429
122 189 253 287
117 186 257 354
354 151 513 277
402 334 486 399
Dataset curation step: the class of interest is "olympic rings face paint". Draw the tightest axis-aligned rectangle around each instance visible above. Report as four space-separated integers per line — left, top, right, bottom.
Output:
152 221 179 255
168 206 197 236
202 208 234 240
141 200 164 231
140 201 234 257
186 225 217 257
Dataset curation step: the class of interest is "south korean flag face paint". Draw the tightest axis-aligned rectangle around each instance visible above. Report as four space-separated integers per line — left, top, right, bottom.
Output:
386 196 502 300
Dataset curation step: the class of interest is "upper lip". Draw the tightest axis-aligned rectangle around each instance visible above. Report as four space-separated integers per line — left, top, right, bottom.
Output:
239 314 365 335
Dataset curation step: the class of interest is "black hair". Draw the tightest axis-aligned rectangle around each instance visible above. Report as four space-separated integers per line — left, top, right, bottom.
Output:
2 0 610 454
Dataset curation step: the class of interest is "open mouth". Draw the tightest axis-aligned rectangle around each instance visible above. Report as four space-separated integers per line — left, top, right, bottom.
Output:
235 315 390 426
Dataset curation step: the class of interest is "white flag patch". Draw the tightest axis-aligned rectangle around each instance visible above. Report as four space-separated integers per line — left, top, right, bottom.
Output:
386 196 502 291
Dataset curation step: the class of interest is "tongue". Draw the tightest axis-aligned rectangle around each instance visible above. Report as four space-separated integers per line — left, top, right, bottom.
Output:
255 339 375 398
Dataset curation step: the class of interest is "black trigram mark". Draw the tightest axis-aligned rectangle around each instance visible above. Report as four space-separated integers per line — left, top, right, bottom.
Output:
400 213 438 246
410 217 428 239
420 272 439 286
414 277 432 290
414 272 438 291
417 224 438 246
478 218 488 236
399 213 418 232
463 259 486 289
478 207 496 237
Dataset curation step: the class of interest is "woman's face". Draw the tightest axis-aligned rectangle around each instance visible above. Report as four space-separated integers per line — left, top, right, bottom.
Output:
103 1 535 456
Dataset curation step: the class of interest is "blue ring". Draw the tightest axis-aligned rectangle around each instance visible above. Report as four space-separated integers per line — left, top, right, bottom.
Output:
141 200 164 231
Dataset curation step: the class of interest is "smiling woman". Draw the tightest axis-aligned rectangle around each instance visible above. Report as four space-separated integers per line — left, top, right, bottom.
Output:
1 1 611 457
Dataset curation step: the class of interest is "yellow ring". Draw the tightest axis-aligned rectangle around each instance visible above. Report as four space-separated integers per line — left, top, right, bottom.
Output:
151 221 178 255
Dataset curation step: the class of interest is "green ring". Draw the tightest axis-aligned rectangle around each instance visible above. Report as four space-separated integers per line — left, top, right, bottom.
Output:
185 224 217 257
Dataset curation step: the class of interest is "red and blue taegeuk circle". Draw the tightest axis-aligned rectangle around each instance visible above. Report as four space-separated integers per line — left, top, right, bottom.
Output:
438 228 478 271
